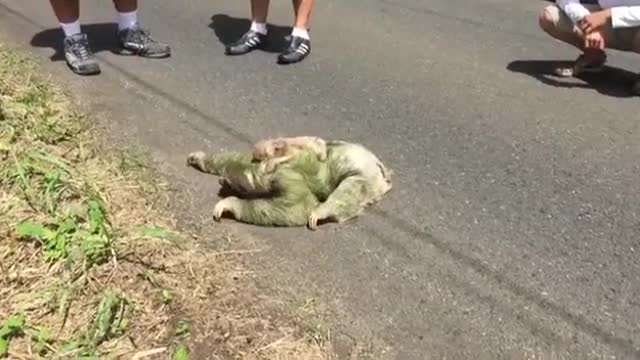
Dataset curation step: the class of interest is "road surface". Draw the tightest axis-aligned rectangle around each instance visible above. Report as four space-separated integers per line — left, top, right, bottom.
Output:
1 0 639 358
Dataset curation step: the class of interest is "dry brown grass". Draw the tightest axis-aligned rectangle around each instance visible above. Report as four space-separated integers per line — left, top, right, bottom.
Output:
0 42 333 359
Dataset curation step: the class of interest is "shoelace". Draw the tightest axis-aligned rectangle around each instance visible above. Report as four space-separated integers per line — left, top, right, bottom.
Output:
129 27 157 46
71 39 92 60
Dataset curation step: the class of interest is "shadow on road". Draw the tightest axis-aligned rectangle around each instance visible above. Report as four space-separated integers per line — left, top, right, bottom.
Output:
507 60 637 98
209 14 290 54
30 23 121 62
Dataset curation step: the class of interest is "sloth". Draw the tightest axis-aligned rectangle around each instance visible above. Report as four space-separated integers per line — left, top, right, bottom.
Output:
252 136 327 174
187 139 392 230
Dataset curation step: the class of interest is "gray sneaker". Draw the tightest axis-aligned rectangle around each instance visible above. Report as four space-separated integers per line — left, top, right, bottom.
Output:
63 33 101 75
116 23 171 58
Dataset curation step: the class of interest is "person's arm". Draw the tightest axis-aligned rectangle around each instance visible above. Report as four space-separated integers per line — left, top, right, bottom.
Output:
610 6 640 28
578 5 640 34
556 0 592 23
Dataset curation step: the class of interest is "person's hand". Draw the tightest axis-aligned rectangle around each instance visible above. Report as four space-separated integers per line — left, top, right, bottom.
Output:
584 30 605 49
578 9 611 34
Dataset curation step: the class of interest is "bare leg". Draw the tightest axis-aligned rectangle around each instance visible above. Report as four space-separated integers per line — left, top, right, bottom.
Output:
538 5 607 76
251 0 270 23
113 0 137 12
278 0 314 63
538 8 585 51
49 0 79 23
292 0 314 30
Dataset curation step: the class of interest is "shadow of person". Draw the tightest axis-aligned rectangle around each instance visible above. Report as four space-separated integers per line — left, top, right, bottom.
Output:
507 59 637 98
209 14 291 54
30 22 120 62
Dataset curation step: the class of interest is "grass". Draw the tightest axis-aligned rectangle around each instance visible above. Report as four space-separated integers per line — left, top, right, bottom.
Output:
0 41 333 359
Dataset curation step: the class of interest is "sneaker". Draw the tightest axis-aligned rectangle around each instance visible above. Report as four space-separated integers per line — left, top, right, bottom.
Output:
632 77 640 96
554 53 606 77
277 36 310 65
63 33 101 76
117 23 171 58
225 30 267 55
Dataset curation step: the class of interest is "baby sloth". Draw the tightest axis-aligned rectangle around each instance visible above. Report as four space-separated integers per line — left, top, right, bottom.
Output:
252 136 327 173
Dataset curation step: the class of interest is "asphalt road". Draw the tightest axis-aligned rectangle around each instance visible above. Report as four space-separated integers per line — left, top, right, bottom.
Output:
1 0 639 359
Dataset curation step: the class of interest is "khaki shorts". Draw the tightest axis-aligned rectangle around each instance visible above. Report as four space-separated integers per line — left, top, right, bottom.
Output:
543 4 640 52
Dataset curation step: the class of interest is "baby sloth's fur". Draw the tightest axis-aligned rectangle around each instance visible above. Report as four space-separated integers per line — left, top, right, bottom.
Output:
187 138 392 230
252 136 327 174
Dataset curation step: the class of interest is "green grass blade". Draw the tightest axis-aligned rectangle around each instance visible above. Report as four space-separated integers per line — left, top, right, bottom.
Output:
15 221 52 241
173 344 190 360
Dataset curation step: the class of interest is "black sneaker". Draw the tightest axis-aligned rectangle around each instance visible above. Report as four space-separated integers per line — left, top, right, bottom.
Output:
117 23 171 58
277 36 310 65
225 30 267 55
63 33 101 76
632 78 640 96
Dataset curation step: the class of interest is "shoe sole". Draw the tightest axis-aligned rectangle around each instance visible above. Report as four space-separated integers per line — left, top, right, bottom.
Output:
277 52 310 65
225 49 253 56
225 44 266 56
116 47 172 58
225 37 268 56
554 65 604 78
68 62 101 76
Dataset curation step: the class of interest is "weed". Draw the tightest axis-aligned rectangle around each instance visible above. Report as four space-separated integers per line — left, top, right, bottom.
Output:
87 291 127 348
79 197 112 268
173 344 190 360
138 269 161 287
0 314 25 339
87 198 108 236
162 289 174 304
117 153 148 173
3 148 74 215
175 319 191 338
56 288 73 329
141 224 179 241
15 219 73 262
0 123 16 152
0 313 26 358
15 196 112 268
28 326 54 356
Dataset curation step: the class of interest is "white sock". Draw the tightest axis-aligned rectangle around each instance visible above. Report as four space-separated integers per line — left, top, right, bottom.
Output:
60 20 81 37
291 27 310 40
117 10 138 31
250 21 268 35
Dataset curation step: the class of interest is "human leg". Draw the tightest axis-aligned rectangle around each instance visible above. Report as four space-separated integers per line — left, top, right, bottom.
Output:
225 0 271 55
292 0 313 32
113 0 138 30
50 0 79 26
277 0 314 64
49 0 101 75
113 0 171 58
538 4 608 77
